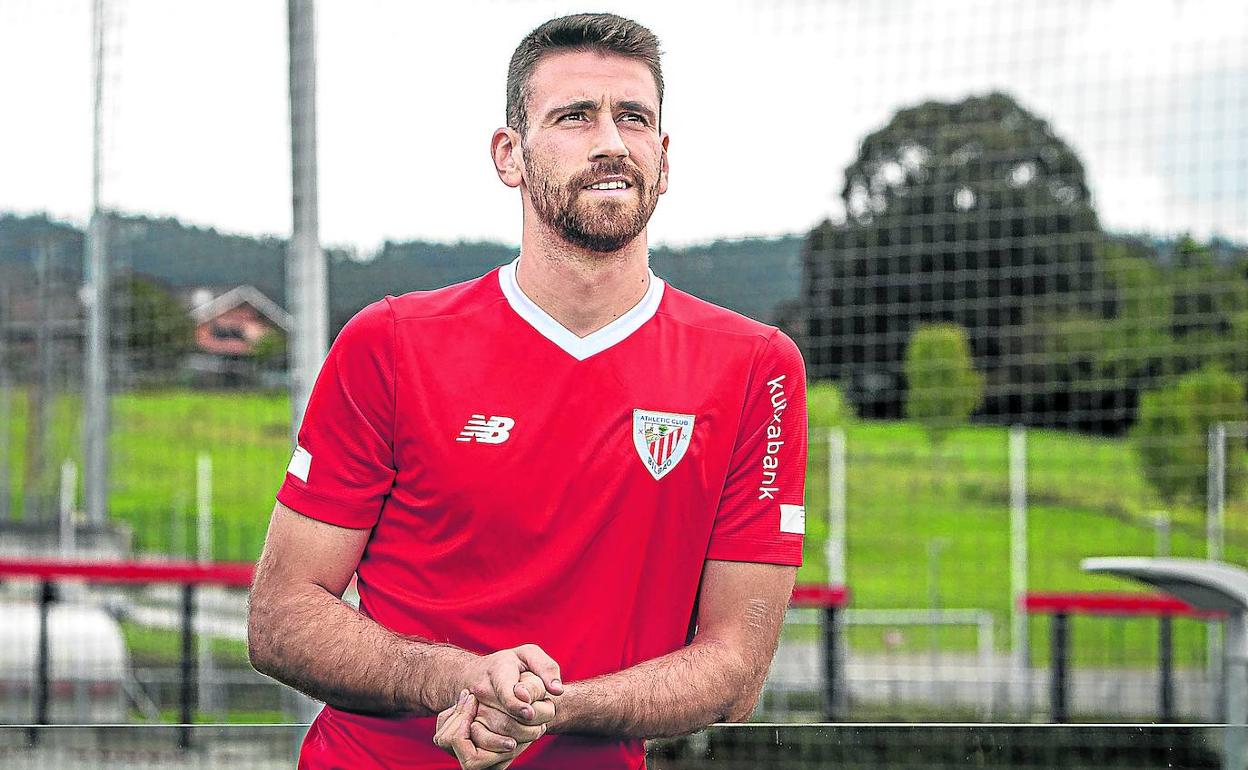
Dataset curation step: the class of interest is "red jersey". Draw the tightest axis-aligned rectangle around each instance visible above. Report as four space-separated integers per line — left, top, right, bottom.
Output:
276 259 807 769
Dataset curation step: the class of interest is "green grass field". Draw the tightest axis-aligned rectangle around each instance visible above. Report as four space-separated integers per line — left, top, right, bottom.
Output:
5 384 1246 666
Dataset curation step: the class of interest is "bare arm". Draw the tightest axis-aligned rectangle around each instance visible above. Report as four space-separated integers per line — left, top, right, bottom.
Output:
547 559 796 738
247 502 560 717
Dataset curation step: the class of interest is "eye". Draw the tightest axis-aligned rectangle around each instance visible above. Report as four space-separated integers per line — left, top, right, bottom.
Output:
559 112 587 122
620 113 648 125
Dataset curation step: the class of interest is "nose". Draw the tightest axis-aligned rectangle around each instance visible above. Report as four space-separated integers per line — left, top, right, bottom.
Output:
589 117 629 162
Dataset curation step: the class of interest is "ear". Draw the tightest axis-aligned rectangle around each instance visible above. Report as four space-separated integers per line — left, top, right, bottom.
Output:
657 132 670 195
491 127 524 188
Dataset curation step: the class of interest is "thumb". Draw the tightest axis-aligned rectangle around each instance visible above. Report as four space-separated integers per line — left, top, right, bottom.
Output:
514 644 563 696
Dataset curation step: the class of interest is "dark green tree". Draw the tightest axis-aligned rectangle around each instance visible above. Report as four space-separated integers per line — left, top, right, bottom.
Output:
114 274 195 383
804 92 1101 425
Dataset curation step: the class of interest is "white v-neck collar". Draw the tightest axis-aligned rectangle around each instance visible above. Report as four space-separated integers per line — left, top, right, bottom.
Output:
498 257 665 361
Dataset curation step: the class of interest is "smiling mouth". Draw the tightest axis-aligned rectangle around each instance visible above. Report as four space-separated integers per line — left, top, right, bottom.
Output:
583 179 632 191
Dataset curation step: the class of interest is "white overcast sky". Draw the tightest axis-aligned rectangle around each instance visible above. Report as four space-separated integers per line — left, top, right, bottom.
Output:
1 0 1245 251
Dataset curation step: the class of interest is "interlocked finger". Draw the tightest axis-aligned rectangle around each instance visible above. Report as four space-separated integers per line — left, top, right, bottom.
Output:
469 718 521 754
477 660 534 720
527 697 555 726
434 692 514 770
432 691 474 757
474 702 547 742
513 671 547 705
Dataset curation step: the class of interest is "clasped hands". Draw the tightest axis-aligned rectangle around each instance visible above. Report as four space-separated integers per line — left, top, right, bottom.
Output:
434 644 564 770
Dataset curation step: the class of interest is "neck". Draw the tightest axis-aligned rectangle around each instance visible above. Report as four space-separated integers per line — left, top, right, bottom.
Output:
515 220 652 338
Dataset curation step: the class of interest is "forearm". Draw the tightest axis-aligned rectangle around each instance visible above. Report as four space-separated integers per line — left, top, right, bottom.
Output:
550 637 761 739
248 583 475 716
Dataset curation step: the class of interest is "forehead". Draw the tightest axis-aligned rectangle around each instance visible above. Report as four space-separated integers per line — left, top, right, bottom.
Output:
527 50 659 110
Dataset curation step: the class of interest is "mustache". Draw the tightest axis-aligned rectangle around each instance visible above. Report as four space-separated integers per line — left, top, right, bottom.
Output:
570 160 645 191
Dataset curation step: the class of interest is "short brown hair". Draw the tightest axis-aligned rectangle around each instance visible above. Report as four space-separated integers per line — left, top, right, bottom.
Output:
506 13 664 134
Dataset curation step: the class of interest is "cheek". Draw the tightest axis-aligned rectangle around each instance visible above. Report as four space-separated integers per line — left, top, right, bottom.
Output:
631 141 664 175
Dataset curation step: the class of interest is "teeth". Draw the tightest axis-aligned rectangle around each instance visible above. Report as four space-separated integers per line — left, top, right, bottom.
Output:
587 180 628 190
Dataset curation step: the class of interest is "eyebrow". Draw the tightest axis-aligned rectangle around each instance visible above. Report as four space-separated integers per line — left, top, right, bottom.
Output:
545 99 600 121
617 101 658 123
544 99 658 124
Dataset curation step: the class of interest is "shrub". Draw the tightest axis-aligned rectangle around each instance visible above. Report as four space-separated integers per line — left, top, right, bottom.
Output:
1133 364 1247 504
903 324 983 447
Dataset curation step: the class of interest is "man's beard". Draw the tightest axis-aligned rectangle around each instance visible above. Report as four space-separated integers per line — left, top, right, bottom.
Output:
525 151 661 254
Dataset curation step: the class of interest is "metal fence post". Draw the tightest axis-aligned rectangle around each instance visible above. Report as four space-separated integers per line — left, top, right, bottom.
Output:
1159 614 1174 722
1050 611 1068 723
1009 425 1029 712
826 428 846 586
287 0 328 439
179 583 196 749
32 579 56 745
823 604 841 721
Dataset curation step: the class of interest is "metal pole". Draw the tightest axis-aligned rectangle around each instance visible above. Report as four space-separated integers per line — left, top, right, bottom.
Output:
1225 612 1248 770
35 581 55 728
83 0 110 527
59 460 77 557
1209 424 1227 562
24 241 51 520
1050 612 1069 723
1009 425 1029 710
1210 425 1229 696
179 583 196 749
826 428 846 585
197 453 212 562
286 0 328 441
1159 613 1174 723
38 241 59 519
196 453 214 716
1145 507 1175 722
822 605 840 720
1152 511 1171 558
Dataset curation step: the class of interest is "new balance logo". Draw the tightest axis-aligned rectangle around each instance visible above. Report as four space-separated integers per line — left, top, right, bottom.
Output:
456 414 515 444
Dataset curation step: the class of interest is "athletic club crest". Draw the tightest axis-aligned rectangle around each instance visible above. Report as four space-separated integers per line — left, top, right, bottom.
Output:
632 409 696 481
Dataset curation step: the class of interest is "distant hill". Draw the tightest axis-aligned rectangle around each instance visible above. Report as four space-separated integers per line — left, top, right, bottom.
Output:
651 237 803 326
0 213 804 330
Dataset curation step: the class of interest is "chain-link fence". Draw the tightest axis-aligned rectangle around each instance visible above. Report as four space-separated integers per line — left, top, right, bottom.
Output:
1 0 1246 727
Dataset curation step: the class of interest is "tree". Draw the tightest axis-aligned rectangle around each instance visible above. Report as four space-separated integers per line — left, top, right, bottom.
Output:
807 380 852 429
1132 365 1247 504
253 330 287 371
804 92 1101 424
903 324 983 447
114 274 195 384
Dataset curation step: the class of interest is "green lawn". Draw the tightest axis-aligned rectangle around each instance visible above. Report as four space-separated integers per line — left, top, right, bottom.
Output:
6 384 1247 666
109 390 291 562
120 621 251 669
3 389 290 561
800 383 1247 665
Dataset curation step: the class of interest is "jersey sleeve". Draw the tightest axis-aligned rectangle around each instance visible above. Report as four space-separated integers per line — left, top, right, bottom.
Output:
275 298 397 529
706 329 808 566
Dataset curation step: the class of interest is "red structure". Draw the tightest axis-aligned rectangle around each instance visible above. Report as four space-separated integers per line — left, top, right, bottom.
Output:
1024 591 1224 723
0 558 852 732
0 558 254 748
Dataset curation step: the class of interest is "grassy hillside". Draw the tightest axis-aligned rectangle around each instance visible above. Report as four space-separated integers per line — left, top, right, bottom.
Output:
5 385 1246 665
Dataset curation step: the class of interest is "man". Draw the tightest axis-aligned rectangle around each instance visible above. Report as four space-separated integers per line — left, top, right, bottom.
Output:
248 12 808 770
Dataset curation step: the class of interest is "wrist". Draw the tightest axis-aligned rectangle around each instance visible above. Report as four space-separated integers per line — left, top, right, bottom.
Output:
548 681 579 734
407 642 478 713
